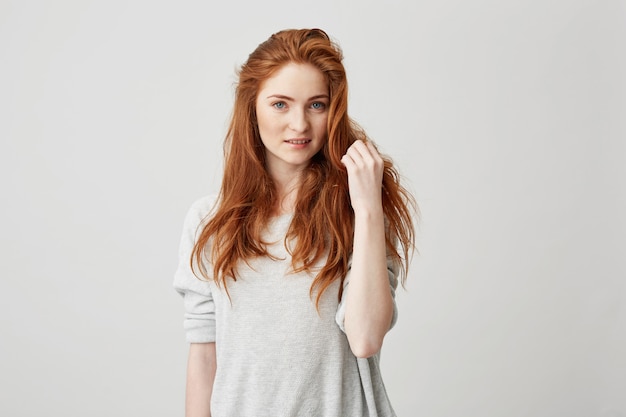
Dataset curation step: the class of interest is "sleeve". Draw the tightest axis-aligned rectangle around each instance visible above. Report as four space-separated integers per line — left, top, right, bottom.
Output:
172 195 218 343
334 254 400 333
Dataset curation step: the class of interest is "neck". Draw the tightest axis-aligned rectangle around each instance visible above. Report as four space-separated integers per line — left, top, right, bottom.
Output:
268 167 304 216
273 178 299 215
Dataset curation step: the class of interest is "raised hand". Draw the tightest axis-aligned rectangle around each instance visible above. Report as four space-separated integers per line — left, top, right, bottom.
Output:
340 139 393 358
340 140 384 214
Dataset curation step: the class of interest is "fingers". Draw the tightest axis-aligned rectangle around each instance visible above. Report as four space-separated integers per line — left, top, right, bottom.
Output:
341 140 383 169
341 140 384 211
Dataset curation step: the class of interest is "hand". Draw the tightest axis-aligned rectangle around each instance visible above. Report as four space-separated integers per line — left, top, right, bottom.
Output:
341 140 384 214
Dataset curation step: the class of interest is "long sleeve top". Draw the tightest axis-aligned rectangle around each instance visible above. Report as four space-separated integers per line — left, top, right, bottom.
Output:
173 195 399 417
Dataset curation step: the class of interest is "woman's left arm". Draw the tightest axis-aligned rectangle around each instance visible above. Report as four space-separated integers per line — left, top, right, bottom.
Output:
341 140 395 358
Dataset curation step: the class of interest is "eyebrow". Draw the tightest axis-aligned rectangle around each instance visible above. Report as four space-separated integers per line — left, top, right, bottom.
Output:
266 94 329 101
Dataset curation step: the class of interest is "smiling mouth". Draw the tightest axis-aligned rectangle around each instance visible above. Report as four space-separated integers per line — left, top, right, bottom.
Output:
285 139 312 144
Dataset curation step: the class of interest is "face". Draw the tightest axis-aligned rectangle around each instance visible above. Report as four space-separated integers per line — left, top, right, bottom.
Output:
255 62 329 179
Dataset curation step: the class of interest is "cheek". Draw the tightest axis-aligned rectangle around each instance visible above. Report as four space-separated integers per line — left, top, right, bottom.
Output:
255 109 271 136
315 115 329 137
256 109 282 135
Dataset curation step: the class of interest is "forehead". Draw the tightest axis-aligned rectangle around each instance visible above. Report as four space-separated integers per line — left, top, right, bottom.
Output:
258 63 328 97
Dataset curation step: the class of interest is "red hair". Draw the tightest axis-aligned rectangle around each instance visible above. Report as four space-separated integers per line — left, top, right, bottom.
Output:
192 28 417 306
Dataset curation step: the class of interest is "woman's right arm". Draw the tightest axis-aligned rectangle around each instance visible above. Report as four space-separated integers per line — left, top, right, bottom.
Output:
186 342 216 417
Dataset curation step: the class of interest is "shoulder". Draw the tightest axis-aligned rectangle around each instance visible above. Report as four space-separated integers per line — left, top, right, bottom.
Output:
182 194 220 234
188 194 219 218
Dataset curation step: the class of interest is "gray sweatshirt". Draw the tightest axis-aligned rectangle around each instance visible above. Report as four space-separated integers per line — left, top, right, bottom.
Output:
173 195 399 417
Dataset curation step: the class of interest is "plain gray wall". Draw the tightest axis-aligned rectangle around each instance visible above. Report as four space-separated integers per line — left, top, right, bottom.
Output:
1 0 625 416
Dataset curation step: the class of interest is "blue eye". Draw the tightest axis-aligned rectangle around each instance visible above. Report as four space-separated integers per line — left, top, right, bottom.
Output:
311 102 326 110
273 101 286 109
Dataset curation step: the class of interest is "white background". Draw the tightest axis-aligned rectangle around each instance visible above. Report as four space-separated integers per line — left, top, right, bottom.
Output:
1 0 625 416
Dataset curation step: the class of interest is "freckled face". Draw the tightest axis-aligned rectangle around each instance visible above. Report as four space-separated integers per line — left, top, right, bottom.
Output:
255 62 329 179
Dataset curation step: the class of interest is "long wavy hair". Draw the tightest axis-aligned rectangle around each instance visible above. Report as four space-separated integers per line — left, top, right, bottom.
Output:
192 28 417 306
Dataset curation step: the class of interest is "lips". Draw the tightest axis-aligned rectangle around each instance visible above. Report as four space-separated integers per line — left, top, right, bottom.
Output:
285 139 312 145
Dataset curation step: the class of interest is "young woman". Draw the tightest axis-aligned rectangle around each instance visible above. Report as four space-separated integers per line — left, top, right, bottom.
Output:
174 28 416 417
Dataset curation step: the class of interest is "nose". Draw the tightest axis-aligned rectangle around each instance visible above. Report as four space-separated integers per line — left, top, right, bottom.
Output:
288 108 309 133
